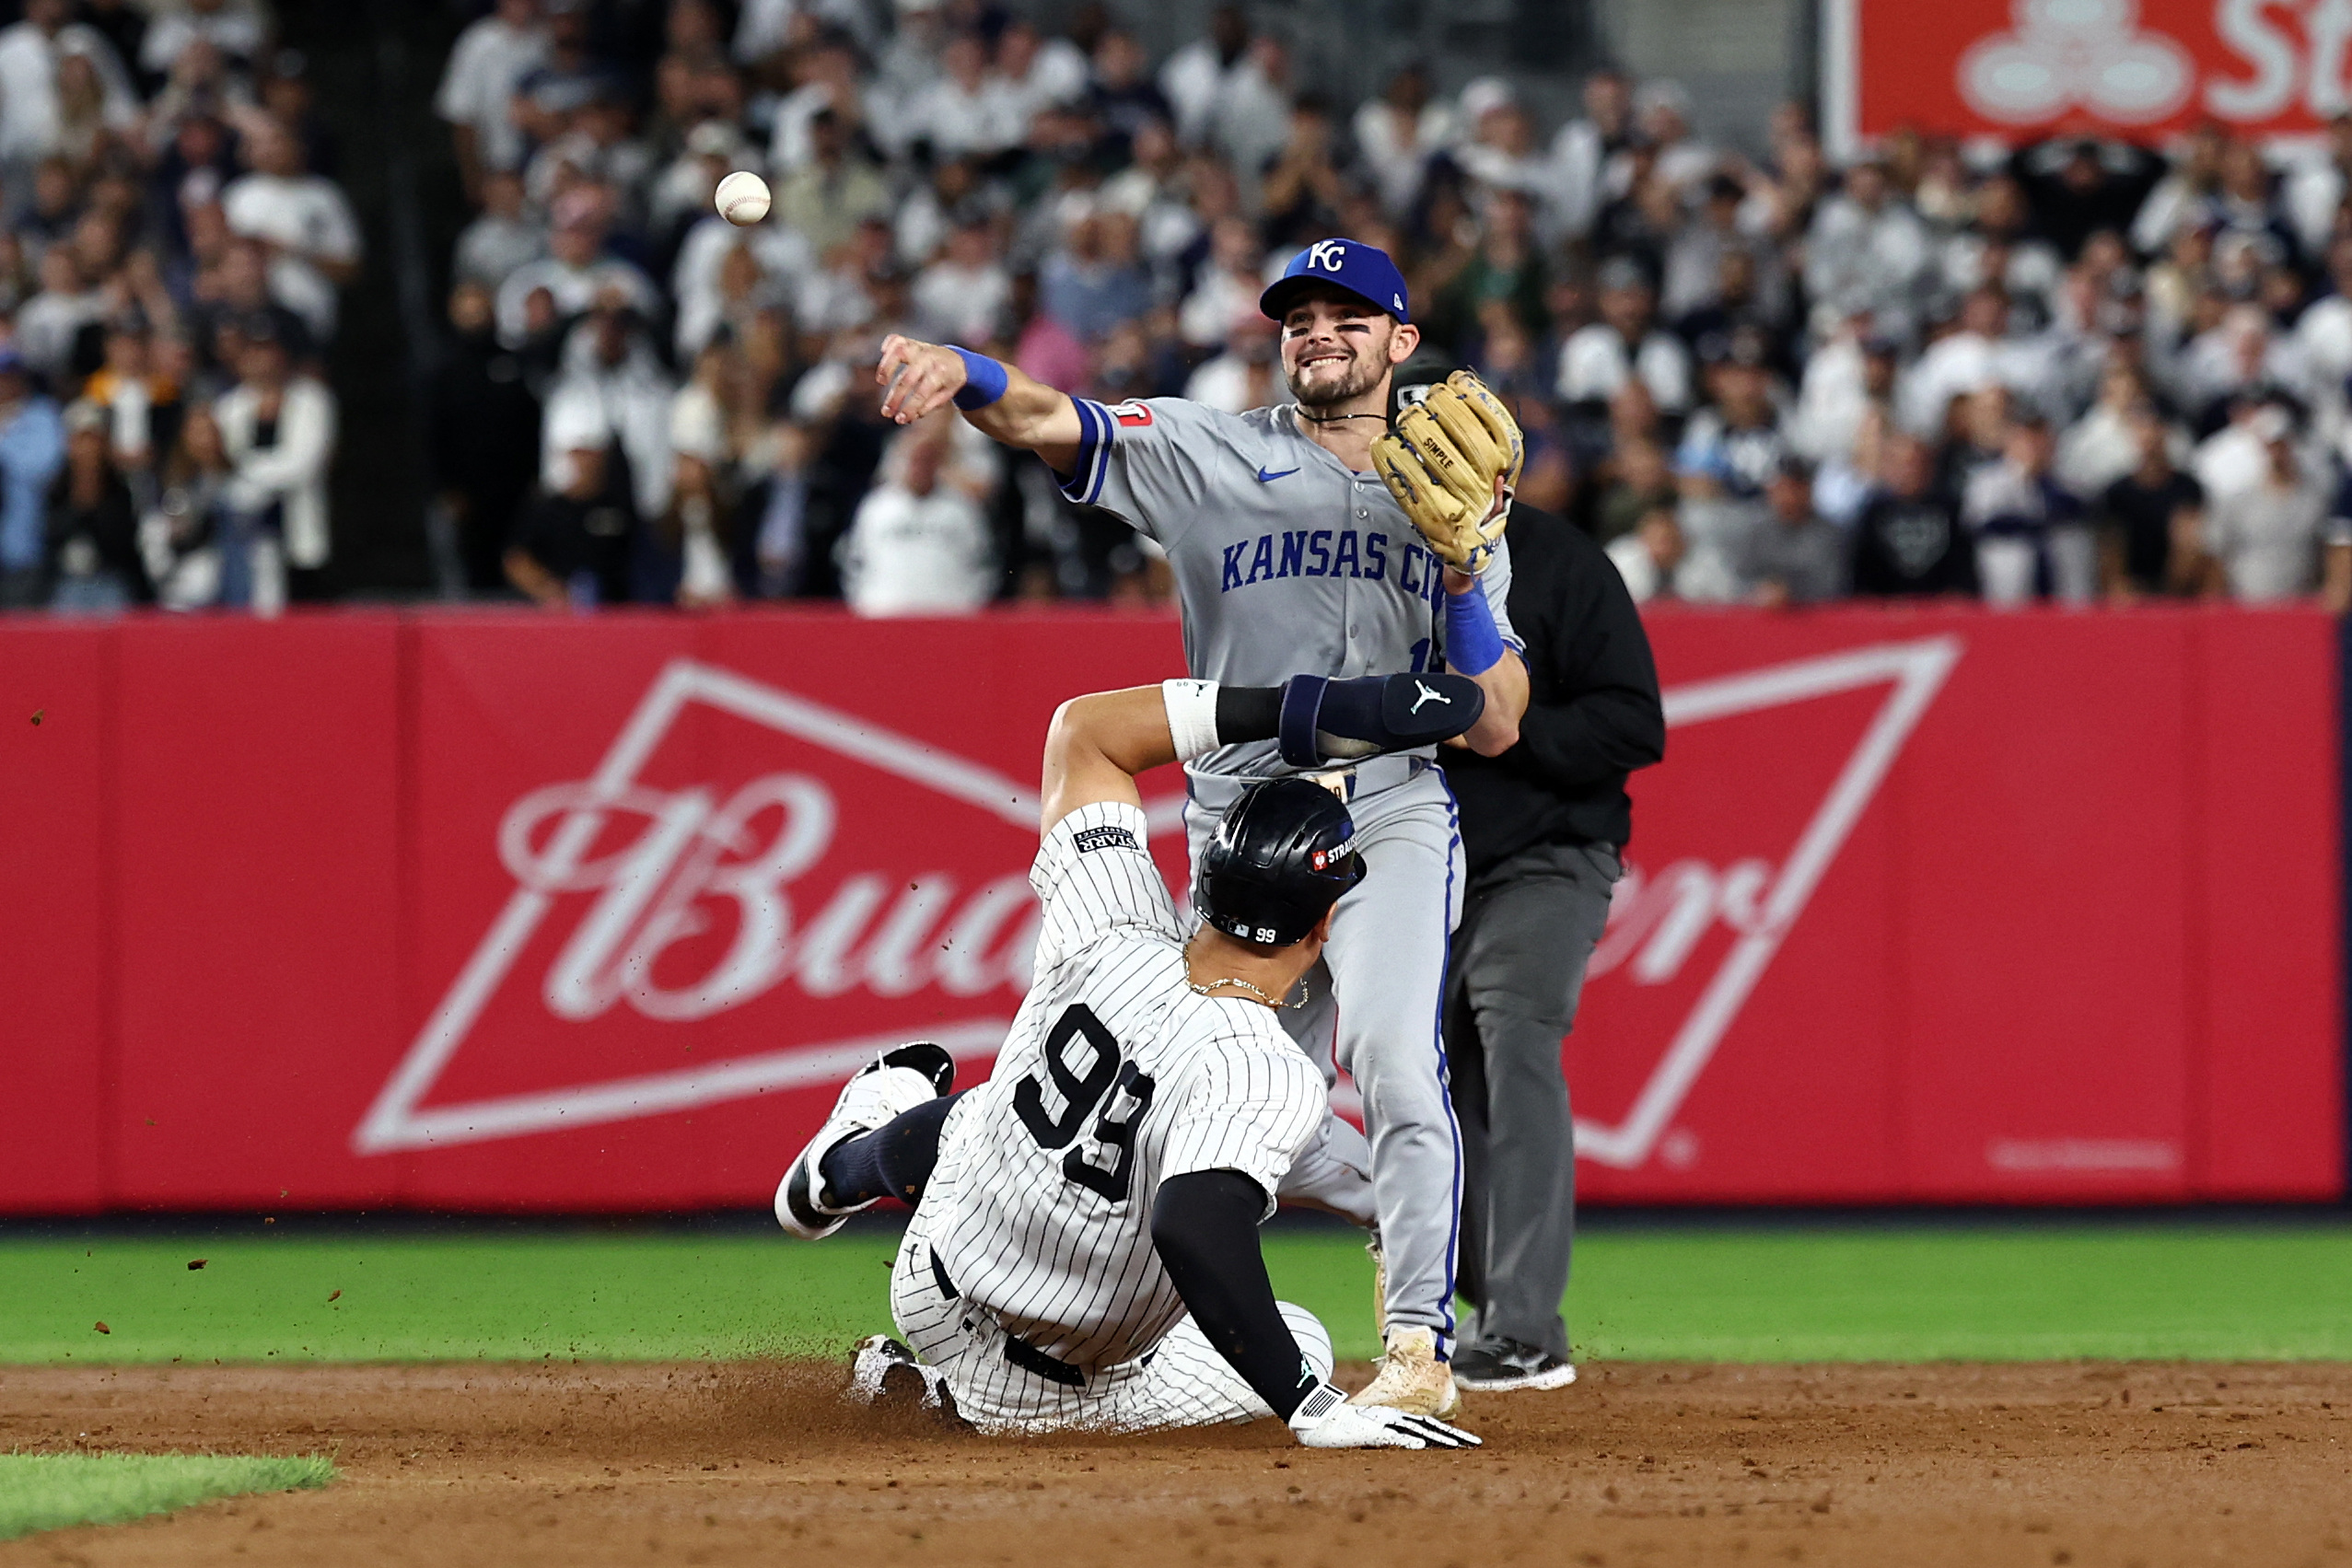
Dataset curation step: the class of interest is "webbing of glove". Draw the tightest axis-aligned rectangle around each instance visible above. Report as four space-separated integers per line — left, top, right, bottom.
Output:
1370 371 1522 575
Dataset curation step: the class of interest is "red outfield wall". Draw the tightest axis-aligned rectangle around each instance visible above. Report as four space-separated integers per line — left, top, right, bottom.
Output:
0 605 2339 1212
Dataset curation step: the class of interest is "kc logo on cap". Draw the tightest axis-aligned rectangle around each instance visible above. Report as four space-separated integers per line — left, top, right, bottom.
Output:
1260 237 1413 326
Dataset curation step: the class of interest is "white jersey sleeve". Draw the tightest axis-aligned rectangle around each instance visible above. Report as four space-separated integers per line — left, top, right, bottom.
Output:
1057 396 1238 550
1156 1019 1328 1216
1028 801 1184 977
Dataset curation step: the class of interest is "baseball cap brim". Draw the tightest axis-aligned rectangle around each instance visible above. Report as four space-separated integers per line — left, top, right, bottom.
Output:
1259 274 1396 322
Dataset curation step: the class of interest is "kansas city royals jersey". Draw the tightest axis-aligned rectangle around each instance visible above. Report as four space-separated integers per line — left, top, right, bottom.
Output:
921 801 1328 1373
1059 397 1523 777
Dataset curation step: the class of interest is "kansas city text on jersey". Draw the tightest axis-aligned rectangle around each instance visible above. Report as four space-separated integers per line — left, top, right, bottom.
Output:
1217 528 1449 602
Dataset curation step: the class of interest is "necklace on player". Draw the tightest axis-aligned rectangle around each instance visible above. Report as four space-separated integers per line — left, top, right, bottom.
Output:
1295 410 1386 424
1187 974 1308 1010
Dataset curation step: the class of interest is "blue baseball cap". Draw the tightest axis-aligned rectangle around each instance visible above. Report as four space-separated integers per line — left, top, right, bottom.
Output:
1260 238 1411 325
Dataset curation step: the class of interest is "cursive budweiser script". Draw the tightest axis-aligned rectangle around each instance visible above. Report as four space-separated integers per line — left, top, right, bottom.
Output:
500 774 1041 1020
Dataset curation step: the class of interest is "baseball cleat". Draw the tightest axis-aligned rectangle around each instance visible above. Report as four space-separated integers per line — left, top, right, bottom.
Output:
1450 1338 1578 1392
775 1042 955 1240
1348 1325 1461 1419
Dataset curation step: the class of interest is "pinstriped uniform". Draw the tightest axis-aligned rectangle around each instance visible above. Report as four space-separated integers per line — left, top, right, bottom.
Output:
890 801 1336 1432
1060 392 1494 1353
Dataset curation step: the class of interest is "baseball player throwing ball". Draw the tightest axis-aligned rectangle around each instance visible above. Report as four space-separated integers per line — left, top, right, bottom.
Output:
875 238 1529 1417
776 670 1486 1445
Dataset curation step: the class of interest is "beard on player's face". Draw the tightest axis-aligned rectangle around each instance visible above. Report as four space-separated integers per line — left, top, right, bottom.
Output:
1285 328 1389 408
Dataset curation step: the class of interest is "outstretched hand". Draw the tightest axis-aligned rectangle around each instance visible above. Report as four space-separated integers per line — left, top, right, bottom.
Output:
876 335 970 425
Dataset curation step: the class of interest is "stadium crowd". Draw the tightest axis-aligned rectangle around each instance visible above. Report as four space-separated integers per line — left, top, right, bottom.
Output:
9 1 2352 617
0 0 347 614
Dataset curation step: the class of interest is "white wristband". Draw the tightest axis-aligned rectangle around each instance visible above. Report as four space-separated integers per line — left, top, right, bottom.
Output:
1161 679 1221 761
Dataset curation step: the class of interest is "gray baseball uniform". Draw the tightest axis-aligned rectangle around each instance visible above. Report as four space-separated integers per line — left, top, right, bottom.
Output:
1059 393 1523 1353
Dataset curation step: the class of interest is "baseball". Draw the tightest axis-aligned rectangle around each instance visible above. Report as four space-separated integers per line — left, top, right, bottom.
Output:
715 169 770 226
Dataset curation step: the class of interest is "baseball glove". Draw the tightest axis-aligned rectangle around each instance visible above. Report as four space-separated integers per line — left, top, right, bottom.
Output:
1370 370 1524 575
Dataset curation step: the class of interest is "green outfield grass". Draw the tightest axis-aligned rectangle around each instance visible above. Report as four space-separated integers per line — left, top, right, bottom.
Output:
2 1222 2348 1365
0 1454 334 1541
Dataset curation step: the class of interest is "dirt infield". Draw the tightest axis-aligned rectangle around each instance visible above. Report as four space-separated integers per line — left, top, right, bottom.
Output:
2 1360 2346 1566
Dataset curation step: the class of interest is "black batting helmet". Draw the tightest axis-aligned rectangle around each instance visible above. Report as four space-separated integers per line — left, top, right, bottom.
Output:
1193 777 1366 947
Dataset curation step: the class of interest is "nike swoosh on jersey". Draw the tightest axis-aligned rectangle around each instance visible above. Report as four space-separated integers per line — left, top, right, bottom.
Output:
1254 467 1300 482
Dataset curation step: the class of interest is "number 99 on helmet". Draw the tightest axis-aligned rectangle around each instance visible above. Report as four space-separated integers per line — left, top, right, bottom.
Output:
1192 777 1367 947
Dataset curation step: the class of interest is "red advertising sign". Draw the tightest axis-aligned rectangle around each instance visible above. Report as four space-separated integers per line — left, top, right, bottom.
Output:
0 606 2338 1214
1826 0 2352 152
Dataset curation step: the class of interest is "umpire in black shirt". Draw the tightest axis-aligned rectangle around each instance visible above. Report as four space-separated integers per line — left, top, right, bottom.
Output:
1441 503 1664 1390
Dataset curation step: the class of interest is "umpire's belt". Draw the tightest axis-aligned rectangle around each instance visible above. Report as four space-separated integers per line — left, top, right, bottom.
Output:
1187 752 1428 812
928 1247 1086 1388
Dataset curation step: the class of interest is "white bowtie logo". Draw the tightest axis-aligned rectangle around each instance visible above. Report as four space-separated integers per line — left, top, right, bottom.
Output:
1410 680 1450 714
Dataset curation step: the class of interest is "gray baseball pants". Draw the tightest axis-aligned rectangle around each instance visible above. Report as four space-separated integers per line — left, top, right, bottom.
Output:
1187 764 1465 1351
1444 839 1619 1361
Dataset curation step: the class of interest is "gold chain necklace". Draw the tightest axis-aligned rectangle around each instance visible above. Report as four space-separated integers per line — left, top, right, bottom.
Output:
1186 974 1308 1010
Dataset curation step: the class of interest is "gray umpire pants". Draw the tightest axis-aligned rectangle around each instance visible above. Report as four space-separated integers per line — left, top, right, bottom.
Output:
1444 838 1619 1361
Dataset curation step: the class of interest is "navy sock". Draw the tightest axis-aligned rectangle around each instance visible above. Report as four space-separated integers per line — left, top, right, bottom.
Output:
818 1092 961 1208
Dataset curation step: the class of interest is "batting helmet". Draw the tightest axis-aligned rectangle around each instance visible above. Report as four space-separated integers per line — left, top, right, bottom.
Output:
1193 777 1367 948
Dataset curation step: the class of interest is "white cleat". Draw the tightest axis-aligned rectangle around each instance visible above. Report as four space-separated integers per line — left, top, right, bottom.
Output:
1349 1325 1462 1420
774 1043 954 1240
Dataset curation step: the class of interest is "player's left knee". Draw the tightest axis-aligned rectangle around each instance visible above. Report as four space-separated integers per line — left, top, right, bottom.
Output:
1277 1302 1334 1380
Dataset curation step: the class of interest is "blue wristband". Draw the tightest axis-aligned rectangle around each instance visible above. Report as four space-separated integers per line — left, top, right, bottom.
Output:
949 346 1008 409
1443 583 1507 676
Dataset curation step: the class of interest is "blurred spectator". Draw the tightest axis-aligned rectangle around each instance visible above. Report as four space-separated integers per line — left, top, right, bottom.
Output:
1159 4 1249 148
496 191 658 345
1552 67 1633 241
910 31 1023 161
0 348 65 607
221 116 361 339
1962 415 2092 605
437 0 547 195
1041 212 1148 345
138 404 234 609
1852 434 1975 596
2203 407 2345 602
1184 317 1279 413
1604 504 1682 603
1587 436 1675 546
506 402 636 610
2097 405 2204 599
142 0 265 86
773 108 891 260
1805 152 1932 344
1354 65 1449 219
81 316 182 485
837 415 994 615
215 319 336 602
1426 187 1547 352
1558 257 1692 414
455 170 546 290
1259 94 1347 250
912 214 1011 344
430 281 544 593
0 0 137 168
1739 458 1846 605
541 296 676 523
45 397 146 611
1089 31 1172 165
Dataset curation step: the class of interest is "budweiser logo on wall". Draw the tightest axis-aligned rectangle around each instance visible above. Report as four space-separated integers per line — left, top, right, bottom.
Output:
357 639 1962 1179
